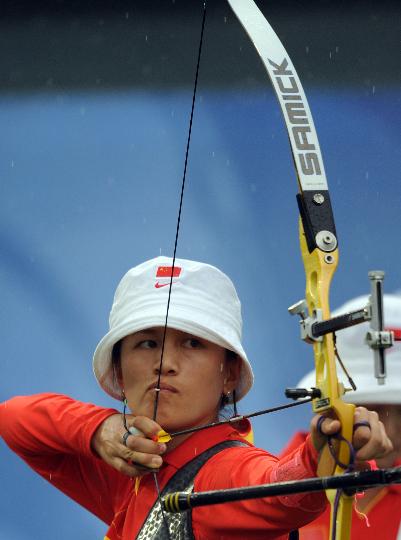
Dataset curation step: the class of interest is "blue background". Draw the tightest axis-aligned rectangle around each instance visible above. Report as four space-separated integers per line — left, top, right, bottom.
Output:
0 27 400 540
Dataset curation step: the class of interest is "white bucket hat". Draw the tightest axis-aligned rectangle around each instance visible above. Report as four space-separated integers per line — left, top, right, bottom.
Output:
297 294 401 404
93 256 254 401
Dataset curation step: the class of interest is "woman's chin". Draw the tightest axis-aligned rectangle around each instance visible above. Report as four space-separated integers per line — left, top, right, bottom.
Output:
154 411 185 432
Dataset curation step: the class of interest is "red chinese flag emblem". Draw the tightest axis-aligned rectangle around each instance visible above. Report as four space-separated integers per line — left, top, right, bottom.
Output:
156 266 182 278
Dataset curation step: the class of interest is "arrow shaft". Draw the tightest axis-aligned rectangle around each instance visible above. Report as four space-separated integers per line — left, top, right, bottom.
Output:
163 467 401 513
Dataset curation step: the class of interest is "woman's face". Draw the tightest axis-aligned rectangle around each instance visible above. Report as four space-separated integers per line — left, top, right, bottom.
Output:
119 327 240 432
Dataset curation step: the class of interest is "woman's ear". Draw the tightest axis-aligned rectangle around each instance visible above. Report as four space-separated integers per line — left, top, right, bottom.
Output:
223 352 241 395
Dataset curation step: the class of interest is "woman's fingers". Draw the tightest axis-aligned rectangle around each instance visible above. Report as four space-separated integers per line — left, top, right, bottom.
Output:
110 456 159 478
120 436 166 470
120 445 164 471
123 432 166 455
353 407 393 461
91 413 167 477
310 414 341 452
310 406 393 462
118 415 167 473
129 415 163 440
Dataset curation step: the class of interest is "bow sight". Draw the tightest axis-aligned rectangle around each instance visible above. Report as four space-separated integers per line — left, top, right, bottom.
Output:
287 270 396 402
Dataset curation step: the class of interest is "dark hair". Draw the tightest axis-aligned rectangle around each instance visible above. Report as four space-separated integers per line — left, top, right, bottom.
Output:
219 349 239 413
111 340 122 389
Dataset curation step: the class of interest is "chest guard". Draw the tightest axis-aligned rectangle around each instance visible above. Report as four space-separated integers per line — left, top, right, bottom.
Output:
136 440 247 539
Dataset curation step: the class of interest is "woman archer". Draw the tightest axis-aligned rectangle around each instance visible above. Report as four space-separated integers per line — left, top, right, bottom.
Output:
0 256 393 539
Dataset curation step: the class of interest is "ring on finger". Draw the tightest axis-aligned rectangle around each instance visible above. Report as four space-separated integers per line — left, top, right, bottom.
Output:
122 431 131 447
122 426 143 447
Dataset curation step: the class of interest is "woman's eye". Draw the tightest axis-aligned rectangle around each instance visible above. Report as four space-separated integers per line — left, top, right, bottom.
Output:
138 340 157 349
184 338 202 348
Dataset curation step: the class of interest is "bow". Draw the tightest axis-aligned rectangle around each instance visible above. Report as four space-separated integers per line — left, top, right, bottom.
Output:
156 1 356 538
225 1 355 537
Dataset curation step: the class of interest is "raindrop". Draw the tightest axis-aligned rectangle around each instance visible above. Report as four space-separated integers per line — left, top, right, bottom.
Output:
372 86 376 95
365 171 369 180
305 45 309 54
11 160 14 168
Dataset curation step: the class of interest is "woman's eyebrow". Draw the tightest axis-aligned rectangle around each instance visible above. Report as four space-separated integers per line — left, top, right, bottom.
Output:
133 329 159 338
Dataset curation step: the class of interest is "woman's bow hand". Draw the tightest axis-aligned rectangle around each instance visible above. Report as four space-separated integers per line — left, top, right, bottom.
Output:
311 406 393 469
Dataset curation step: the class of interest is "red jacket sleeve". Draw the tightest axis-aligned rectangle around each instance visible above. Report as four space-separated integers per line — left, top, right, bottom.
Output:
0 393 122 524
279 430 309 457
193 434 327 538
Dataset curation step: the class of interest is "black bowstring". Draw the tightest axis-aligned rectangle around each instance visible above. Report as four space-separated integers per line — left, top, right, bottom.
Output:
317 412 357 540
332 331 358 538
333 333 357 392
151 3 207 538
152 0 207 423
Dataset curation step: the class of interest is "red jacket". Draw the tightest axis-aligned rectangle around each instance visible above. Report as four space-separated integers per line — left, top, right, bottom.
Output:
281 431 401 540
1 394 326 539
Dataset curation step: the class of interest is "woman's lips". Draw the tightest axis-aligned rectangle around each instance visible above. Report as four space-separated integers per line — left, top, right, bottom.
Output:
147 383 178 394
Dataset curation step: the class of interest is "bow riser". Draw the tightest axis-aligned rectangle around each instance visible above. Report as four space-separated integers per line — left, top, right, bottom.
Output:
300 220 355 539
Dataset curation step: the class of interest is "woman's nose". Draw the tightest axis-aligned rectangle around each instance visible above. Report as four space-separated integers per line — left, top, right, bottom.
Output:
154 343 179 374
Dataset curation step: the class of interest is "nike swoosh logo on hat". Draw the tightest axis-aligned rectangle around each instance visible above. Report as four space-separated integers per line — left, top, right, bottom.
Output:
155 281 176 289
